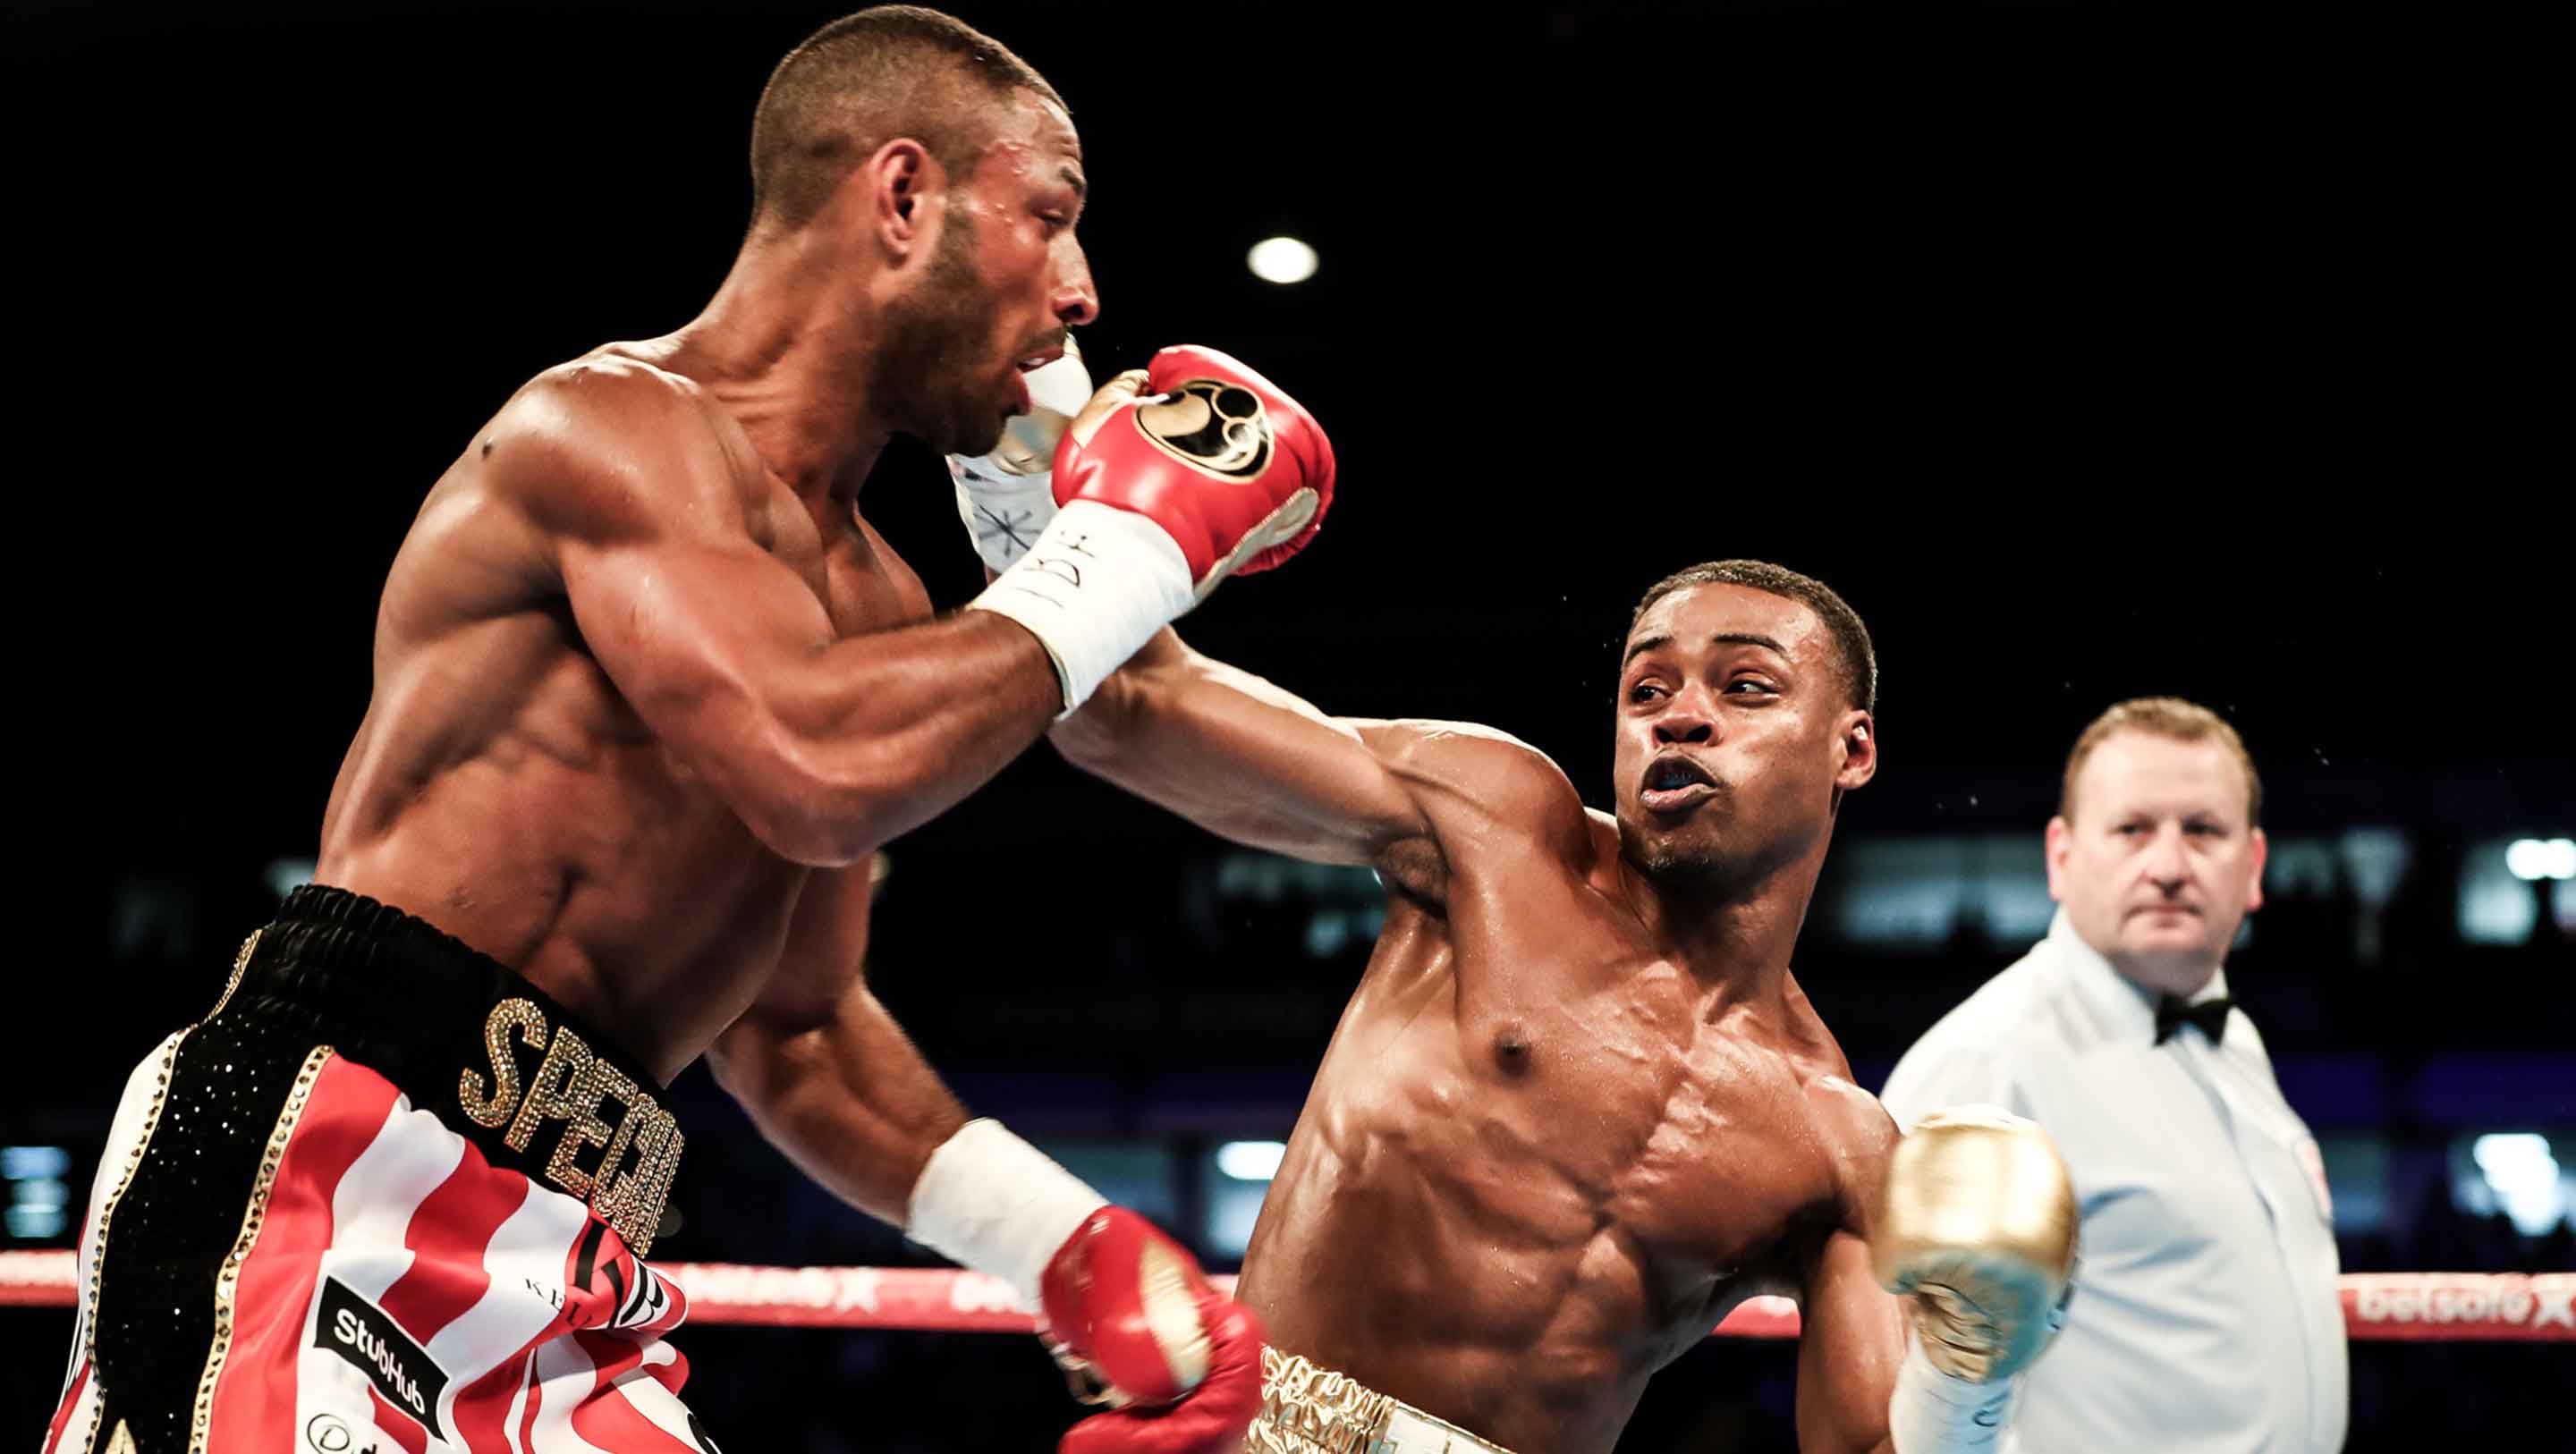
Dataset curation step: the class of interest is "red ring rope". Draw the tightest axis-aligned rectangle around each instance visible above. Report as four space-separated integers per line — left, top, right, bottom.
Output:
0 1253 2562 1341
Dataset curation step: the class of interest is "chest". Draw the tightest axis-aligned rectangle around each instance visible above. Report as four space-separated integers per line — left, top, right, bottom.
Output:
1366 952 1841 1276
763 492 934 638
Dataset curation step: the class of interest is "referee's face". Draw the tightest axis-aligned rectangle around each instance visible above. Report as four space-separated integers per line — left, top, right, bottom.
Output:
2046 731 2269 996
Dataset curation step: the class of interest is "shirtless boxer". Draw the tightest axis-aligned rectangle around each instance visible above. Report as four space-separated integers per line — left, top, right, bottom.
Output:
47 9 1329 1454
1044 545 2080 1453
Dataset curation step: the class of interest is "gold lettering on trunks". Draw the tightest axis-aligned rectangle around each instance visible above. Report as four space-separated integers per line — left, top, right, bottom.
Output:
453 998 680 1256
504 1025 593 1153
611 1119 683 1255
459 999 549 1128
588 1067 656 1216
546 1057 631 1198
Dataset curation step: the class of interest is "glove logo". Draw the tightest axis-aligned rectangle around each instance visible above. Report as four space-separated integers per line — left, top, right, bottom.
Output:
1131 379 1271 480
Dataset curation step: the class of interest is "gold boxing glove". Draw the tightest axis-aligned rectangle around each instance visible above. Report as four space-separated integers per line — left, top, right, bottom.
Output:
1872 1105 2080 1383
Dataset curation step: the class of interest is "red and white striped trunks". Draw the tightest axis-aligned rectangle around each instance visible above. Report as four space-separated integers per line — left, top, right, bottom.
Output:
46 887 716 1454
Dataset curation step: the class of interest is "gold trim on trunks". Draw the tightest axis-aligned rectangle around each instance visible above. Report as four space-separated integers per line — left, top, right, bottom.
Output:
191 1044 332 1454
80 1028 190 1454
457 997 682 1255
1247 1346 1518 1454
205 929 261 1021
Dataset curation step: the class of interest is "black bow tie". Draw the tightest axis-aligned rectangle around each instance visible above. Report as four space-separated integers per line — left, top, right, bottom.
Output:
2155 995 2233 1046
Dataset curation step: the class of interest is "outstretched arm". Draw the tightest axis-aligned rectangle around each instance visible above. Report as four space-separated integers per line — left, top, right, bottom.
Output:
1052 629 1589 900
1053 629 1428 864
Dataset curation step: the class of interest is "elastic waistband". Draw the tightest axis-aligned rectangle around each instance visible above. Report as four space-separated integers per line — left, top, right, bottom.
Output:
216 885 683 1256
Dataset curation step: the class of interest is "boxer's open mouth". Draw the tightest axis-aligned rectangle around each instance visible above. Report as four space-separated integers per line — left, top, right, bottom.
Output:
1640 756 1717 814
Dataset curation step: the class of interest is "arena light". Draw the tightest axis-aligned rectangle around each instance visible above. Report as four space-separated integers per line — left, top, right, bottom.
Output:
1 1147 67 1181
1246 236 1318 285
1216 1140 1287 1181
2504 838 2576 882
2471 1134 2564 1236
4 1149 69 1241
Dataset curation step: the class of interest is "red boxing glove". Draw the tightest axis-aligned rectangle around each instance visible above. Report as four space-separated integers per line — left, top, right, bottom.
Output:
1038 1207 1267 1454
1052 344 1336 599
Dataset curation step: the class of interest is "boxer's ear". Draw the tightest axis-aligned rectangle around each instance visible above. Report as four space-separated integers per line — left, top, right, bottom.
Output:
863 139 944 260
1835 710 1877 790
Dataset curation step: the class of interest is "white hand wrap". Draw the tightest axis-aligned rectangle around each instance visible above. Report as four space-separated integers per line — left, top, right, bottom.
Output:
965 500 1194 716
904 1119 1109 1306
1888 1336 2019 1452
949 345 1093 573
951 458 1059 573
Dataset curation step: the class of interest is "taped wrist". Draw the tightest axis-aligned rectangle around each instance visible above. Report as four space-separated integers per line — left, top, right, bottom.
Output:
1888 1334 2018 1452
903 1119 1110 1306
965 501 1193 716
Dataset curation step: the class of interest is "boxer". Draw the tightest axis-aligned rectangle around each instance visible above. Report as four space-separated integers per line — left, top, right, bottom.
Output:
1041 545 2078 1452
45 9 1328 1453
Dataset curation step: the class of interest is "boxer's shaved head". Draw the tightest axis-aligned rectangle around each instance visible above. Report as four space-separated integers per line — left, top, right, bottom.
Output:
750 5 1068 231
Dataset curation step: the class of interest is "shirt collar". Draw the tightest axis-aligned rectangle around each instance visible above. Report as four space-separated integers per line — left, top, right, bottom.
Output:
2043 909 2233 1043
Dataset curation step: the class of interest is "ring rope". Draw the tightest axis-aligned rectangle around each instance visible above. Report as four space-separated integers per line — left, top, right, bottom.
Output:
0 1252 2563 1341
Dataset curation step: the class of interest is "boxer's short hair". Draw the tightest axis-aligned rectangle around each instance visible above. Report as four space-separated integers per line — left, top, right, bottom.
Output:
1627 561 1877 716
2060 697 2263 826
750 5 1066 230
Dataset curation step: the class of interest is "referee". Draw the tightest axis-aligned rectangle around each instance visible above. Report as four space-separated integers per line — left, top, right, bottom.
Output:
1881 697 2347 1451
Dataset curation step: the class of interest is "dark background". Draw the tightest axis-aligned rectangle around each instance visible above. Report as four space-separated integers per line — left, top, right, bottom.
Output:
13 1 2569 1450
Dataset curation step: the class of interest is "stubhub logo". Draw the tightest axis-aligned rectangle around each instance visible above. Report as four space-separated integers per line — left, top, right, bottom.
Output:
315 1276 448 1437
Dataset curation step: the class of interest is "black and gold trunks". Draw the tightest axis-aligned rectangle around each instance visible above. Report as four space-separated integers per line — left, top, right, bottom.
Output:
216 884 683 1255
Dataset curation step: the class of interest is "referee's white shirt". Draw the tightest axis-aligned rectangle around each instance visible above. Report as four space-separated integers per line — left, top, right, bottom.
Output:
1879 910 2349 1454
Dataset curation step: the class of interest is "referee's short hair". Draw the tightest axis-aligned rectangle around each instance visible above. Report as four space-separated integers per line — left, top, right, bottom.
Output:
2061 697 2262 827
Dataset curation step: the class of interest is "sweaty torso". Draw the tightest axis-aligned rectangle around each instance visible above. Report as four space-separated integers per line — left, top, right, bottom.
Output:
1237 807 1867 1454
314 345 926 1084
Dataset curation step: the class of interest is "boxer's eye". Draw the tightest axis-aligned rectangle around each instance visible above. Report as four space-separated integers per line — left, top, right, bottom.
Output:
1629 682 1665 704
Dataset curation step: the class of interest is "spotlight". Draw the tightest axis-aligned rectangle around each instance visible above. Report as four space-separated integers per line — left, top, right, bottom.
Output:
1247 236 1318 285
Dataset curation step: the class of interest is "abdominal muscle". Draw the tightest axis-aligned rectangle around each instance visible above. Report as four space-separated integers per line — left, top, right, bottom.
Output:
1237 992 1684 1452
313 604 813 1086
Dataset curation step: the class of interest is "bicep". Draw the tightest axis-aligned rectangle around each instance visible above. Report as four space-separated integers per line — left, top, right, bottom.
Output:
496 366 1056 863
559 528 839 767
1058 633 1437 866
1796 1227 1903 1454
496 364 837 795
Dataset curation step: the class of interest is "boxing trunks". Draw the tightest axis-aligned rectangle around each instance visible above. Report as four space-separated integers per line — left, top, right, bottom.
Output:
1245 1347 1514 1454
45 886 717 1454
